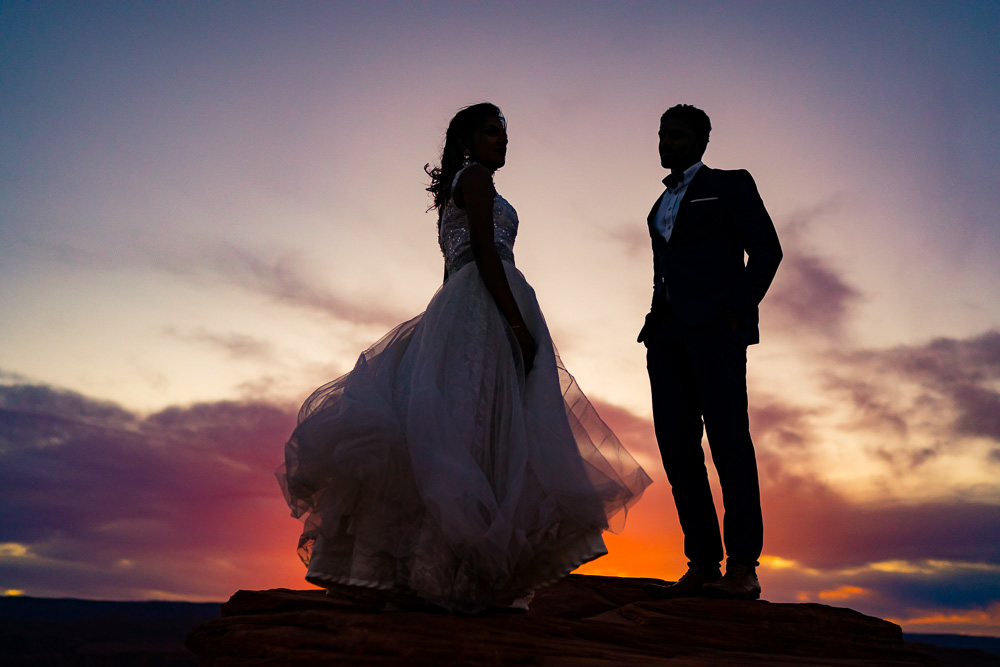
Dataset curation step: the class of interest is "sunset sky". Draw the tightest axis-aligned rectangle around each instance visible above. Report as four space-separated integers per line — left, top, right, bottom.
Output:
2 1 998 636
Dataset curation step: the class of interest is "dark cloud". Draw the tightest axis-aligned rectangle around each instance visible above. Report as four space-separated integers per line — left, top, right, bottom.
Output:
767 253 860 340
762 471 1000 570
750 399 817 451
0 369 32 383
870 330 1000 440
588 398 660 463
0 384 138 429
201 245 405 328
765 210 861 341
858 564 1000 611
732 376 1000 582
760 558 1000 635
36 239 407 329
826 329 1000 467
821 372 911 439
743 351 1000 571
0 383 300 600
750 458 1000 628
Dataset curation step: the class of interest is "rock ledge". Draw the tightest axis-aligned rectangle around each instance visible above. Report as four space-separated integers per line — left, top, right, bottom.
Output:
185 574 939 665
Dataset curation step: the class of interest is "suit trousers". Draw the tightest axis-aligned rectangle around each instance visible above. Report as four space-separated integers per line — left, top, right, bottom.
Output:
645 303 763 568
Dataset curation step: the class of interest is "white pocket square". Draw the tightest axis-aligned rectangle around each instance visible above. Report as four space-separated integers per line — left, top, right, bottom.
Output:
690 197 719 203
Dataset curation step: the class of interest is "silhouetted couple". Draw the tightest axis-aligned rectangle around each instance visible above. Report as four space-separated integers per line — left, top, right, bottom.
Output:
278 103 781 613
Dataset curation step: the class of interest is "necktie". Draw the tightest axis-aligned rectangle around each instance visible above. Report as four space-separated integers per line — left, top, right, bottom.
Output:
663 173 682 190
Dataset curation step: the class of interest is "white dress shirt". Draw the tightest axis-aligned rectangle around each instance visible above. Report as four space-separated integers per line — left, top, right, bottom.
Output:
654 161 704 243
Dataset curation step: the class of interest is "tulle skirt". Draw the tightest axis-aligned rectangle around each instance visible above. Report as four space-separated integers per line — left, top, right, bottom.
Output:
278 260 651 613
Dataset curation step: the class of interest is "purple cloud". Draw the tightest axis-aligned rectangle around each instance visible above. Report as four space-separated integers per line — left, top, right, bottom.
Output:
202 245 406 328
0 383 300 601
824 329 1000 467
765 210 861 341
162 326 278 362
36 239 408 329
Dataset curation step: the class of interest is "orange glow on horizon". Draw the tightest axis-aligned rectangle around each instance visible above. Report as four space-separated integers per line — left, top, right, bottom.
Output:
887 603 1000 636
890 603 1000 628
818 585 867 601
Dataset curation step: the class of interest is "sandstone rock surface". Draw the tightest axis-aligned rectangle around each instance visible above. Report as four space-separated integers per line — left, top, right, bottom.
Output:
185 574 941 665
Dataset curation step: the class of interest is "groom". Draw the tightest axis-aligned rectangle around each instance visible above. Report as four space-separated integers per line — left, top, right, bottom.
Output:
638 105 782 600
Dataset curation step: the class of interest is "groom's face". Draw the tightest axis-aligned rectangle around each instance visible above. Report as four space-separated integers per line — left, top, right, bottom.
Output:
658 119 703 171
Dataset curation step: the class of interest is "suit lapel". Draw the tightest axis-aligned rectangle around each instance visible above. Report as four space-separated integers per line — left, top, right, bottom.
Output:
673 166 712 236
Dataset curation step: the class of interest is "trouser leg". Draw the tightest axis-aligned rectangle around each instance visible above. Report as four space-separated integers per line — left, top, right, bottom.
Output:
685 320 763 567
646 310 724 568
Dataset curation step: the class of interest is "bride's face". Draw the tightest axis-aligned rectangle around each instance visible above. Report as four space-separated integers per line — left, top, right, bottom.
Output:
469 117 507 171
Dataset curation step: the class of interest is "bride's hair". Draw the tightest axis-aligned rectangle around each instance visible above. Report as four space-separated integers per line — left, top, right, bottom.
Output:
426 102 505 213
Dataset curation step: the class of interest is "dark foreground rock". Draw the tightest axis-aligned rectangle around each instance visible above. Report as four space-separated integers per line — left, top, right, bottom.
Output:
0 596 220 666
185 574 942 666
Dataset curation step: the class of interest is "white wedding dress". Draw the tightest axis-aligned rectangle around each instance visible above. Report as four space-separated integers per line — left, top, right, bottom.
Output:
278 166 651 612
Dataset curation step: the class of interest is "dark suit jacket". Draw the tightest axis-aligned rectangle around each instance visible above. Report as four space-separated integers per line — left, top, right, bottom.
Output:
642 166 782 345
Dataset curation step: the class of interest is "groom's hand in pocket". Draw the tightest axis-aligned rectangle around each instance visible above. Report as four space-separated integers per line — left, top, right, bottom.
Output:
726 308 741 333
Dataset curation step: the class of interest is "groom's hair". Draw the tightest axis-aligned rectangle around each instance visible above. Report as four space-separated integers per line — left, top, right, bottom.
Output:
661 105 712 149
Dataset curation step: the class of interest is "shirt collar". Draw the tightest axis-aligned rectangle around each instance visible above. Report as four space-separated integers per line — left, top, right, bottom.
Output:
662 161 705 190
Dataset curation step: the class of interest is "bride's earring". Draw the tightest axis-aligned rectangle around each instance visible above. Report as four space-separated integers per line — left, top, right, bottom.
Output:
462 149 470 166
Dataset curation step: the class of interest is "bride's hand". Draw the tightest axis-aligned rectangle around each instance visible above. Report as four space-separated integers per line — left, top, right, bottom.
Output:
514 326 536 373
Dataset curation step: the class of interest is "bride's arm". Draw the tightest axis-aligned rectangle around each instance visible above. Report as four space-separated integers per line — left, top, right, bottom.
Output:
456 164 536 371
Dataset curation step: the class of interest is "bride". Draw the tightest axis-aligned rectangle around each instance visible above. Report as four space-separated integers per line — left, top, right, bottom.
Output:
278 103 651 613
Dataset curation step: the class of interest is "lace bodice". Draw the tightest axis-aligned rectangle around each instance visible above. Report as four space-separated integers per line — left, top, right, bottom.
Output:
438 164 518 276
